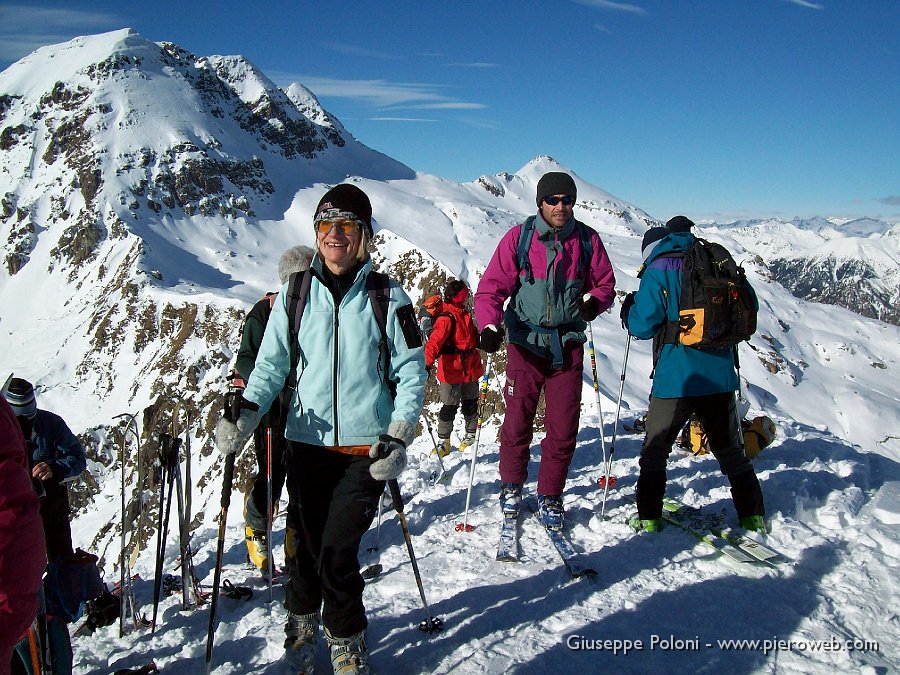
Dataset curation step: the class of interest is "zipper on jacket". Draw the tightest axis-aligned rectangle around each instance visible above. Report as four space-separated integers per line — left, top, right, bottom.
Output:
332 302 340 442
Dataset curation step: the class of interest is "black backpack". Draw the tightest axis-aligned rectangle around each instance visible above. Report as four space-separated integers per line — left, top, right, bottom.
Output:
658 238 757 352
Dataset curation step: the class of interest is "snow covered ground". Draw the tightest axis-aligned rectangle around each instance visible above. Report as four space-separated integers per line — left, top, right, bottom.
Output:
71 379 899 674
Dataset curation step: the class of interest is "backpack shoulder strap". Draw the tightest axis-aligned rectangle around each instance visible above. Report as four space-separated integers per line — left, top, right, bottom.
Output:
575 221 593 275
435 311 457 352
366 271 396 397
365 271 391 341
515 219 535 283
286 270 312 388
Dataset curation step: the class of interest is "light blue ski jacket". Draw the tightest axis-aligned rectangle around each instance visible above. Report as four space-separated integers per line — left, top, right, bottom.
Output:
243 258 426 447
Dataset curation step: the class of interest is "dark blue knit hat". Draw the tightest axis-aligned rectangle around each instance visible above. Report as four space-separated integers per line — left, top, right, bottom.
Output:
666 215 695 233
4 377 36 418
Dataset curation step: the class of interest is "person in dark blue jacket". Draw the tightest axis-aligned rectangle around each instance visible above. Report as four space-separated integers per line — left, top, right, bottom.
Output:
621 216 765 533
4 377 86 562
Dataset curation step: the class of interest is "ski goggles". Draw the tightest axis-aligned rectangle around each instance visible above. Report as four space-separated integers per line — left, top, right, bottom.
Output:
314 217 363 235
543 195 575 206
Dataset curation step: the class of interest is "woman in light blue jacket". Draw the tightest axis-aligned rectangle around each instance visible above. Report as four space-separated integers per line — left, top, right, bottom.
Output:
216 184 425 675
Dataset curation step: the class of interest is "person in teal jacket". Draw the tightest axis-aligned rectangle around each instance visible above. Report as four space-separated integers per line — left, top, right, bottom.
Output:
621 216 765 533
216 184 425 675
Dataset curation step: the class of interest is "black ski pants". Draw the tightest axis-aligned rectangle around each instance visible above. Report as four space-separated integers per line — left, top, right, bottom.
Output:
284 442 382 638
637 392 764 520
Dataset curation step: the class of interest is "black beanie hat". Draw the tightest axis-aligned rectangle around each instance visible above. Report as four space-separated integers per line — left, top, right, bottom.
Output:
641 227 669 262
314 184 373 238
665 215 695 233
536 172 577 206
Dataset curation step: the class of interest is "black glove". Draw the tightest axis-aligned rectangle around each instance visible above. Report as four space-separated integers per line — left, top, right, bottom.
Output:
620 292 636 330
578 295 600 322
477 326 504 353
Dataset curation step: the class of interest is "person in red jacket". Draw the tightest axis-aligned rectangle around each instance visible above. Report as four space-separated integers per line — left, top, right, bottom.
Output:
0 394 47 675
424 279 485 456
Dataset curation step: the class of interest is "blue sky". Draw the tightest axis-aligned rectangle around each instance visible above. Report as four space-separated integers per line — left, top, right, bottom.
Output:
1 0 898 223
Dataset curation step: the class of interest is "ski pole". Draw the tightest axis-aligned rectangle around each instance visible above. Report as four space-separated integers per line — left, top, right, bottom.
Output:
114 415 129 638
420 373 447 482
600 334 632 519
374 439 443 633
114 412 146 631
456 355 492 532
204 451 235 675
152 434 177 633
266 426 274 602
361 486 386 579
586 322 611 488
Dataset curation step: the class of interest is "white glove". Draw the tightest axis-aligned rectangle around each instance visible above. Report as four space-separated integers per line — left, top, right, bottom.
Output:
368 420 415 481
215 408 261 455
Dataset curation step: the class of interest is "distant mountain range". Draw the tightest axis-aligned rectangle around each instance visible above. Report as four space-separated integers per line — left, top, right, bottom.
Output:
1 29 898 550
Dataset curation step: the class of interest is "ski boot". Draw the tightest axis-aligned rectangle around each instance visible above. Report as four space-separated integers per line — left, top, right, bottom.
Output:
537 494 565 531
458 433 477 452
499 482 523 518
245 525 269 572
325 627 370 674
285 611 320 673
433 437 451 458
739 514 766 533
628 514 661 533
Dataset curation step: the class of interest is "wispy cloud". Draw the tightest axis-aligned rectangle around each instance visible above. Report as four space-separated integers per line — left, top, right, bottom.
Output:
446 62 499 69
594 23 613 33
572 0 647 15
0 5 122 63
782 0 825 8
275 75 485 111
370 117 439 123
413 102 486 110
319 41 400 60
876 196 900 206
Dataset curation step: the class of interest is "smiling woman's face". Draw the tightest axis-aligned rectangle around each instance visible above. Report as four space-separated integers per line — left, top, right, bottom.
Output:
316 218 362 274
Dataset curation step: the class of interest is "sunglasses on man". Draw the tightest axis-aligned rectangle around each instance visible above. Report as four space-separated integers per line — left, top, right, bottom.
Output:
543 195 575 206
315 218 362 235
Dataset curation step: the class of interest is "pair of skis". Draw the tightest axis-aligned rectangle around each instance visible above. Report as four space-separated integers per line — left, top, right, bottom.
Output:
660 498 782 566
496 497 597 579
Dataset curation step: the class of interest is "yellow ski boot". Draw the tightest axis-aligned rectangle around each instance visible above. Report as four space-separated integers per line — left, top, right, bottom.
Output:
433 437 451 458
245 525 269 572
458 433 477 452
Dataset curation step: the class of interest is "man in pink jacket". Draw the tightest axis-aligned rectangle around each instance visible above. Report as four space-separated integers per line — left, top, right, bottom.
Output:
0 394 46 675
474 171 616 530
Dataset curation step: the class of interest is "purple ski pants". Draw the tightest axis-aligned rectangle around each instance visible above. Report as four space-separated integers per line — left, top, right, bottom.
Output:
499 342 584 496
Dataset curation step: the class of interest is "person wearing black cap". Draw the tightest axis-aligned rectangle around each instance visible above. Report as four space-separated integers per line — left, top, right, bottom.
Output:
620 217 765 534
3 377 86 563
474 171 616 532
0 394 46 673
216 183 425 674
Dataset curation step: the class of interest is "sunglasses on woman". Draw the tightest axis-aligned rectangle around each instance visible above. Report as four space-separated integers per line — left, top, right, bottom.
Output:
315 218 362 235
543 195 575 206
